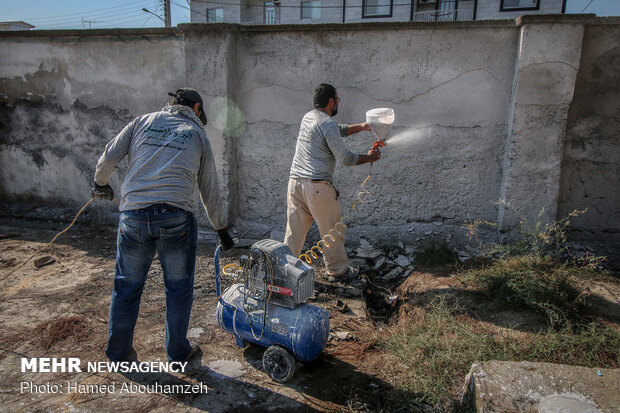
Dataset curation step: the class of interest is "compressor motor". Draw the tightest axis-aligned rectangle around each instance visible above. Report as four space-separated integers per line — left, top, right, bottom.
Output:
244 239 315 309
215 239 330 383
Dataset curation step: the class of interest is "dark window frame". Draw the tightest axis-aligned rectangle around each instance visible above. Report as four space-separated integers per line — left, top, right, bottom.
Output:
362 0 393 19
499 0 540 12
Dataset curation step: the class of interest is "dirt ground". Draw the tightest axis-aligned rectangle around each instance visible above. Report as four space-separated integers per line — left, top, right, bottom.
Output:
0 219 398 413
1 218 619 413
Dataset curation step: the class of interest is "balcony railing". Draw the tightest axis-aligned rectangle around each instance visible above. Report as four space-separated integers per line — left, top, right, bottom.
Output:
412 9 474 22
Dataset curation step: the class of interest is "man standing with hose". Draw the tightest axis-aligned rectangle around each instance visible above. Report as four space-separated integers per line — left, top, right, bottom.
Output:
91 88 234 363
285 83 381 281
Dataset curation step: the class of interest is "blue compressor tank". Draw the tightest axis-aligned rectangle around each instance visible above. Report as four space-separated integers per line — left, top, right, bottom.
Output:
216 283 330 363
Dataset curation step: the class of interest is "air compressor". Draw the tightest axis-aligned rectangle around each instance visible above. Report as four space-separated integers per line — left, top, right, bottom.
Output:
214 239 330 383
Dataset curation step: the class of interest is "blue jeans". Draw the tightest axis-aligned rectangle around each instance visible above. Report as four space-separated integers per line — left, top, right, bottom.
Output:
106 203 197 362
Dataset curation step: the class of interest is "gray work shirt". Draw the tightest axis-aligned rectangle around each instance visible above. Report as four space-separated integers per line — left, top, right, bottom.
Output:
94 105 226 230
289 109 359 183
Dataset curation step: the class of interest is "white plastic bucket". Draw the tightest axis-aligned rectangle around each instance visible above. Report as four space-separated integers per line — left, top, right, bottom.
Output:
366 108 395 140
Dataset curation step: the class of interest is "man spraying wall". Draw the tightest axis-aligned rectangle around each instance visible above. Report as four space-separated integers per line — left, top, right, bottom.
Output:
91 88 234 363
284 83 382 281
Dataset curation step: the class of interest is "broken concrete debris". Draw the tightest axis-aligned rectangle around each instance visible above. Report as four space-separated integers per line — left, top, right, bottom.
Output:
383 267 404 281
356 245 383 259
396 255 411 267
457 250 470 262
373 256 386 270
349 257 369 271
353 240 419 282
461 361 619 413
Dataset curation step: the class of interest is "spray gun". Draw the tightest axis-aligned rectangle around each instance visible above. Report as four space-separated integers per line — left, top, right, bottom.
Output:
366 107 394 153
369 125 387 151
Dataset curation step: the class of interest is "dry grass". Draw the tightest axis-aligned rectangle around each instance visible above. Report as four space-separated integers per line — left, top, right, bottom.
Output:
357 294 620 412
36 316 91 349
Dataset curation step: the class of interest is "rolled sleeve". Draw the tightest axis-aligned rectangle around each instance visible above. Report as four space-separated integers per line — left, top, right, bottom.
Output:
325 124 359 167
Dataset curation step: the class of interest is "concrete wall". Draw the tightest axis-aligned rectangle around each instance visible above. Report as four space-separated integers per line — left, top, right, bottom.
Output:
1 16 618 263
0 29 186 220
558 20 620 262
224 22 518 246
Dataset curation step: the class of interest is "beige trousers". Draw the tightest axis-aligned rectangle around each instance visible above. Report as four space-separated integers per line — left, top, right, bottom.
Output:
284 178 348 276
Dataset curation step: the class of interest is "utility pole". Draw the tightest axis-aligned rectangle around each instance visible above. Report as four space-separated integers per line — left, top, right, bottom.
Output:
163 0 171 27
82 17 102 29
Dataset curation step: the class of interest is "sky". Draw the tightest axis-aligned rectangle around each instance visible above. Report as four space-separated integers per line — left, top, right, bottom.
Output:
1 0 619 29
0 0 193 29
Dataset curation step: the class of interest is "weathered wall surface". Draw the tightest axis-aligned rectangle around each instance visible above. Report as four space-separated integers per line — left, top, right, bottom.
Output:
1 17 618 263
0 30 186 218
228 23 518 247
559 20 620 262
498 16 586 231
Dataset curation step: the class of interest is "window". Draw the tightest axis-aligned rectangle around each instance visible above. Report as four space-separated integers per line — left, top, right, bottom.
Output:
500 0 540 11
206 8 223 22
437 0 456 21
362 0 392 18
264 2 280 24
301 1 321 20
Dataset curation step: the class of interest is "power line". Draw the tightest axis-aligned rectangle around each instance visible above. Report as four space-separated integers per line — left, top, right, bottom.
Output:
34 9 156 26
35 11 155 29
580 0 595 13
37 16 157 30
23 3 157 28
142 15 155 27
17 0 153 21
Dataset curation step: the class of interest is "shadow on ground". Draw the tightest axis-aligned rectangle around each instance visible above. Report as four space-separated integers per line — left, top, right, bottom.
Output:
122 348 322 412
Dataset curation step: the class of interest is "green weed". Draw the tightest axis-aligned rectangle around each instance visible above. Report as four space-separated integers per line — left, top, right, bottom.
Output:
458 255 585 327
464 206 607 271
370 297 620 411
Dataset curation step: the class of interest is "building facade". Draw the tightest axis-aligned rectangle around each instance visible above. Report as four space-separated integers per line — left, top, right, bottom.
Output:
0 21 35 31
189 0 566 24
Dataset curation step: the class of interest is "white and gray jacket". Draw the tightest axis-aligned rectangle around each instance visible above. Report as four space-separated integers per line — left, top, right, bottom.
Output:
289 109 359 183
94 104 226 230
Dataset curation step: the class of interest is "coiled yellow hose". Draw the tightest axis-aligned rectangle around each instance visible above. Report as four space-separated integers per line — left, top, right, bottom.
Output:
222 264 241 277
299 164 374 264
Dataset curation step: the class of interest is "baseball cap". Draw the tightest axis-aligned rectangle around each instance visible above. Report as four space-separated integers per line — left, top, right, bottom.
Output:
168 88 207 125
